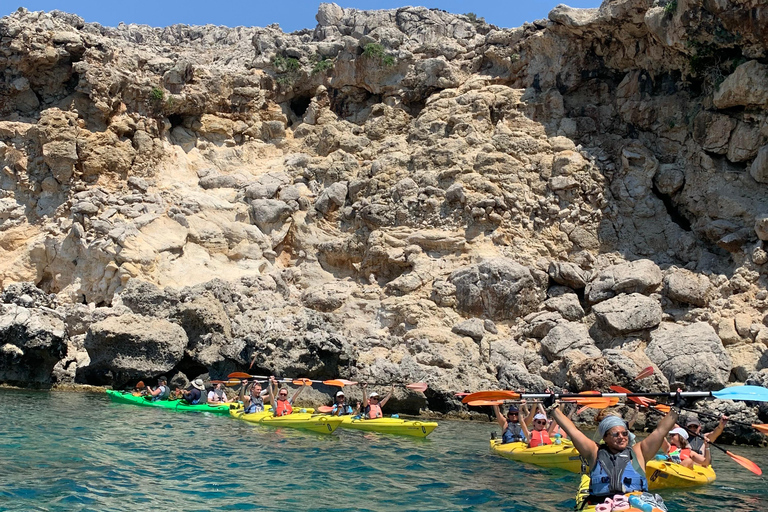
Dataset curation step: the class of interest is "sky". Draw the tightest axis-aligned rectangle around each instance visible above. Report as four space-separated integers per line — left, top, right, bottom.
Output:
3 1 602 32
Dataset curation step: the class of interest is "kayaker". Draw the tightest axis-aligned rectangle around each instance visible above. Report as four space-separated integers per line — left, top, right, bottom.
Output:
239 380 268 413
663 427 710 468
208 382 229 404
492 404 527 443
685 415 726 457
522 412 555 447
146 376 171 401
330 391 354 416
545 394 680 505
362 383 394 419
268 376 305 416
180 379 207 405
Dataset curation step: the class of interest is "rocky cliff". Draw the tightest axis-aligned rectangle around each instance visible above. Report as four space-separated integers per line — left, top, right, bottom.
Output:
1 1 767 440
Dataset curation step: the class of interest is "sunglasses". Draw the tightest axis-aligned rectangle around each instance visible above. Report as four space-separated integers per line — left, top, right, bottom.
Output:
508 413 519 416
534 420 547 425
608 430 630 438
279 393 288 396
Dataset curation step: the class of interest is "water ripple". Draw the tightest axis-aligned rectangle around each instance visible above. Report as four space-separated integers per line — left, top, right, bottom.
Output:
1 389 767 511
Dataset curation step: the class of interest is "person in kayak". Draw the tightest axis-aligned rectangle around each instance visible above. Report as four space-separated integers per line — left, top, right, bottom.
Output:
685 415 726 458
207 382 229 404
268 376 305 416
180 378 207 405
146 376 171 401
545 394 680 504
362 383 394 419
330 391 354 416
239 380 268 413
522 412 555 447
662 427 710 468
492 404 527 443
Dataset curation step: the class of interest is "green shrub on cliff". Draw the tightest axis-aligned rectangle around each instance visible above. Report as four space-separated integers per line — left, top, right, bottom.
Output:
362 43 396 67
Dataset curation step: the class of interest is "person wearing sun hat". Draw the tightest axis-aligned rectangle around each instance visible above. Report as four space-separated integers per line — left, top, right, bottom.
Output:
181 378 207 405
663 426 710 468
492 403 529 443
521 412 555 447
685 415 727 457
362 382 394 419
330 390 354 416
147 376 171 401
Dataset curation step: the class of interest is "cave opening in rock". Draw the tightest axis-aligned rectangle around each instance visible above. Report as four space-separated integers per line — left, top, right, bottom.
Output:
290 95 312 118
168 114 184 128
171 355 209 382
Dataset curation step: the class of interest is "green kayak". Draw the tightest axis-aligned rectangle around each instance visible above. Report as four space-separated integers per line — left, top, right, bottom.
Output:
105 389 234 414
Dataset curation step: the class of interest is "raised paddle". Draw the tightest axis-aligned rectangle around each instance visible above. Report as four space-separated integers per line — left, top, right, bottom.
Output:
634 366 655 381
461 385 768 404
361 382 429 393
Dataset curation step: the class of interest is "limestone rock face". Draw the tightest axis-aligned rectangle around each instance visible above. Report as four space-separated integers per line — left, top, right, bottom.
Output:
646 322 732 390
83 314 188 382
449 259 546 321
0 1 767 432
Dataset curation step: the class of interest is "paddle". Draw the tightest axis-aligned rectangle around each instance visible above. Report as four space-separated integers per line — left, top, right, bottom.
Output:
227 373 359 388
362 382 429 393
634 366 655 381
659 404 768 435
461 385 768 404
317 405 334 413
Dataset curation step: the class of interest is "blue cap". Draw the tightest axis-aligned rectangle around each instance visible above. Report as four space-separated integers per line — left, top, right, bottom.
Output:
507 406 519 414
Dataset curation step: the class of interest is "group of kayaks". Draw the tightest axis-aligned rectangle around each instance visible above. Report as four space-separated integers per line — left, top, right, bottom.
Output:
490 438 717 509
105 389 438 437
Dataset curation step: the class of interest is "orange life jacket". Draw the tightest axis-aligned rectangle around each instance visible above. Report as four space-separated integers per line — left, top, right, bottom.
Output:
274 399 293 417
529 429 551 447
366 403 382 418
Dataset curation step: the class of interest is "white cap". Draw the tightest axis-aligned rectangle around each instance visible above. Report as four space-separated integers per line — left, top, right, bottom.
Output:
533 413 547 421
369 392 380 398
669 427 689 440
335 391 345 397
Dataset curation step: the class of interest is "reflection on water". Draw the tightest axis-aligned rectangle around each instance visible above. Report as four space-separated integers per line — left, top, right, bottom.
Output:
0 389 766 511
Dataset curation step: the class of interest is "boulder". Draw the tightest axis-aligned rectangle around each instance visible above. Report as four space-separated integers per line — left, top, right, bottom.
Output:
0 305 68 384
452 318 485 342
83 314 188 381
449 259 546 321
250 199 292 233
542 294 584 321
540 322 600 362
592 293 662 334
713 60 768 109
750 145 768 184
663 269 711 307
645 322 731 390
586 259 662 304
315 182 348 214
727 343 768 382
548 261 588 289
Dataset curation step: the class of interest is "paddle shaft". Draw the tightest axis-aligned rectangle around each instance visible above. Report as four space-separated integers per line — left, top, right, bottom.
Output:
519 392 714 400
678 406 750 427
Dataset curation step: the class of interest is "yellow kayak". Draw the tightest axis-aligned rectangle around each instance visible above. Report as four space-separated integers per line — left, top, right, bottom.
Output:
230 409 343 434
489 439 583 473
337 416 438 437
646 460 716 489
228 403 315 414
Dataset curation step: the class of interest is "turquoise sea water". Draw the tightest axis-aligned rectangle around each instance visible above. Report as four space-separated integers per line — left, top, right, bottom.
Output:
1 389 767 512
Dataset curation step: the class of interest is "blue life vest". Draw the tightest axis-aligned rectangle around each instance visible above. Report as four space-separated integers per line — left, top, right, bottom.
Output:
332 403 353 416
589 446 648 497
502 422 526 443
244 396 264 414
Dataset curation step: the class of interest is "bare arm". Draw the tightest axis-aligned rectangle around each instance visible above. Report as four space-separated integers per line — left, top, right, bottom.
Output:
638 410 679 464
493 404 507 430
362 384 369 408
627 405 639 430
522 402 536 426
550 404 598 465
705 416 727 444
520 416 531 441
379 384 395 408
291 384 304 403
